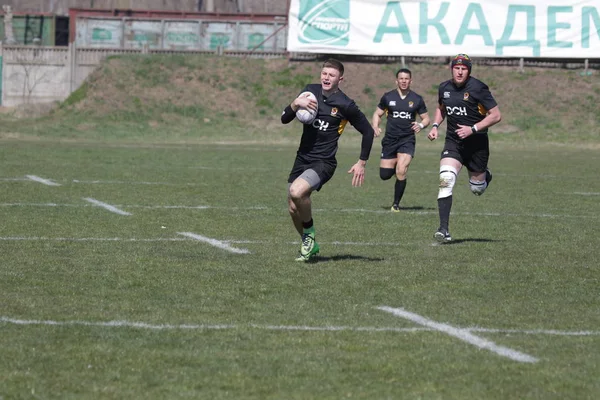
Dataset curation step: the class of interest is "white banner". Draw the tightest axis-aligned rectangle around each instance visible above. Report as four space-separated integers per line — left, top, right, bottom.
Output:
287 0 600 58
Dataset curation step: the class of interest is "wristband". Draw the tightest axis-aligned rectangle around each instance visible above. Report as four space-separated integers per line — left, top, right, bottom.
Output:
471 124 478 133
432 123 439 128
418 122 424 129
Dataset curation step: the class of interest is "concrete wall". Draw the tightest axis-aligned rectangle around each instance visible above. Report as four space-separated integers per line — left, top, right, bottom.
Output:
0 0 288 14
1 45 71 105
0 43 286 106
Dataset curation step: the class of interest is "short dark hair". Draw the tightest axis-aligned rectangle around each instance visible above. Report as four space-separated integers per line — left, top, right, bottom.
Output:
396 68 412 78
322 58 344 76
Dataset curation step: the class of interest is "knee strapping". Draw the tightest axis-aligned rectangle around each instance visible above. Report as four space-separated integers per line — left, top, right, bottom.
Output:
380 167 395 180
469 178 487 196
438 165 458 199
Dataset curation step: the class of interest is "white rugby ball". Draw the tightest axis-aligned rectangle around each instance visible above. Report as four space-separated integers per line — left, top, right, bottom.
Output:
296 91 317 124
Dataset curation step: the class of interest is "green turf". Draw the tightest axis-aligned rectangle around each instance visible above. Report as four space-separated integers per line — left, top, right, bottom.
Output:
0 137 598 399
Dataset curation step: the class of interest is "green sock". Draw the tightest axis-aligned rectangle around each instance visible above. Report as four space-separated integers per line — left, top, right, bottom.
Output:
303 226 315 235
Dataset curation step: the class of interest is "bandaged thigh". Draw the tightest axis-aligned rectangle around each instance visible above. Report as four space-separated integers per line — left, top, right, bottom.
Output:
438 165 458 199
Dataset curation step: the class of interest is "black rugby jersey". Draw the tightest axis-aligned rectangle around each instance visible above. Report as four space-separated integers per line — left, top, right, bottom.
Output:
377 90 427 139
284 83 373 163
438 76 497 141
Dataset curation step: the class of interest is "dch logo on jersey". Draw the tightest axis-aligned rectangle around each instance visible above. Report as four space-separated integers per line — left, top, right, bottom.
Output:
446 106 467 116
392 111 412 119
298 0 350 46
312 119 330 131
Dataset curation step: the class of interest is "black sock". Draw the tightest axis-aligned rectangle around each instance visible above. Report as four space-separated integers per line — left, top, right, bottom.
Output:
302 219 314 230
437 196 452 231
394 179 407 205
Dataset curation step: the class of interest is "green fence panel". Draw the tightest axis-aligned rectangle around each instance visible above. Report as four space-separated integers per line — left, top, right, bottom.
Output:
0 15 55 46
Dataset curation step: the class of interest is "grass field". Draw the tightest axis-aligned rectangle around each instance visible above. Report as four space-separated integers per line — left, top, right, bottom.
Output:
0 133 599 399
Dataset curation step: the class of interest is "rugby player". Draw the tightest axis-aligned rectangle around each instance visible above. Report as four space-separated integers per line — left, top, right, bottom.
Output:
281 59 375 261
372 68 429 211
427 54 502 242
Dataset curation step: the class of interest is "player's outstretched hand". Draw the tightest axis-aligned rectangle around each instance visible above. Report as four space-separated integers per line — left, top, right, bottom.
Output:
348 161 366 187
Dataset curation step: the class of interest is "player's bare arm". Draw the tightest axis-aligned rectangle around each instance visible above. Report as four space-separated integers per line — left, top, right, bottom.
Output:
372 107 385 137
412 112 430 133
455 106 502 139
427 105 446 141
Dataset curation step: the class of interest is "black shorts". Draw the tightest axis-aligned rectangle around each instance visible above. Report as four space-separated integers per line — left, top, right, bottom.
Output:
381 135 416 159
288 156 337 191
441 135 489 172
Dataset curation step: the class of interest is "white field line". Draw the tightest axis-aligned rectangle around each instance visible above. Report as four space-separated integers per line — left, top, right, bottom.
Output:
315 208 598 219
72 179 206 186
468 328 600 336
0 236 419 247
0 237 189 242
128 205 267 210
0 202 595 219
0 203 82 207
25 175 61 186
573 192 600 196
378 306 538 363
82 198 132 216
1 316 598 337
177 232 250 254
0 178 29 182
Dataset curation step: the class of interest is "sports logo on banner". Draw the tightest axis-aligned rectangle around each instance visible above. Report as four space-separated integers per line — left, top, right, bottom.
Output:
297 0 350 46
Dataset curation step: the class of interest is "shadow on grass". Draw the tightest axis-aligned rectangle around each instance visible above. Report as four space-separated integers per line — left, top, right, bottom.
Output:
312 254 385 263
379 205 435 211
436 238 497 244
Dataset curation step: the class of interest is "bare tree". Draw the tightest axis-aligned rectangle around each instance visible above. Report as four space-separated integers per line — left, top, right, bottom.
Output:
9 51 57 104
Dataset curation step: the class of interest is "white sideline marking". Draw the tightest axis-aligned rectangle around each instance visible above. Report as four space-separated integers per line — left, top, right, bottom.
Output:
468 328 600 336
83 198 132 216
177 232 250 254
128 205 267 210
0 236 407 247
0 202 595 219
72 179 206 186
25 175 61 186
378 306 539 363
0 237 188 242
0 317 422 333
317 208 598 219
0 203 81 207
1 316 598 337
573 192 600 196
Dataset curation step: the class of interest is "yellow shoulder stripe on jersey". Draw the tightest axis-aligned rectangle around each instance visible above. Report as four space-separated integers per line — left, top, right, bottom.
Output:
338 120 348 135
478 103 487 116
